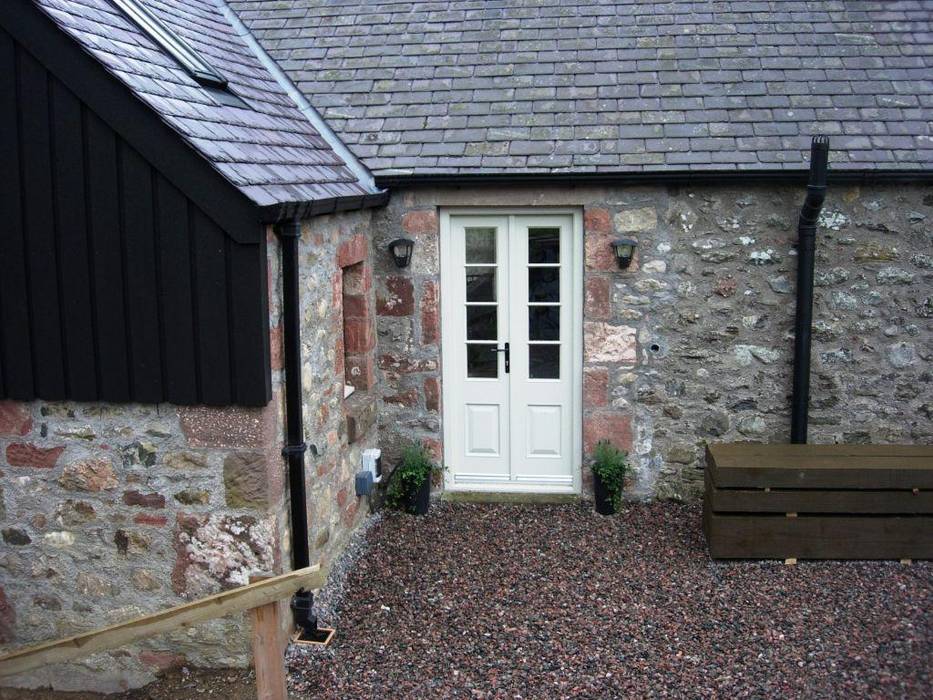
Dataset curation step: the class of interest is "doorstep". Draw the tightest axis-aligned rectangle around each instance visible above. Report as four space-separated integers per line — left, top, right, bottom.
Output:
441 490 582 505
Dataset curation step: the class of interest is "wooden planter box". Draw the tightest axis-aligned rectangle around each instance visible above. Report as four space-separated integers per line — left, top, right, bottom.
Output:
704 443 933 560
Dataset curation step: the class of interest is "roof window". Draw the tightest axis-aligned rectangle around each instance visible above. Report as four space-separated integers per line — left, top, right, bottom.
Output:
110 0 228 89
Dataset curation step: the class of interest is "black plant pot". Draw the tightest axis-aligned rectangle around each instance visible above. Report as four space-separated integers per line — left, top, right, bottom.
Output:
405 475 431 515
593 472 616 515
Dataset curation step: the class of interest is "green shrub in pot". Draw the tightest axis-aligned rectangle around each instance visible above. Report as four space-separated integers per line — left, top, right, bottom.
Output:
591 440 628 515
385 442 436 515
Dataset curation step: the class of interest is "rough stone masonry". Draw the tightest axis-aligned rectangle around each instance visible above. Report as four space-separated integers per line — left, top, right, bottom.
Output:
373 182 932 499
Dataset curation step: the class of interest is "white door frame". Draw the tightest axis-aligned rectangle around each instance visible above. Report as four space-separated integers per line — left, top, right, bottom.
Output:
439 208 584 494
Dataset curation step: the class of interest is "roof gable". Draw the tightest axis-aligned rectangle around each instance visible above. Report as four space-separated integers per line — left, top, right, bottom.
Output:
31 0 375 207
229 0 933 177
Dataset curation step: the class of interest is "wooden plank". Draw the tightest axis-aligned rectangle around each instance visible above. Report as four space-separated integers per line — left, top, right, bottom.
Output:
119 143 163 402
705 509 933 560
49 76 97 401
0 566 324 679
248 583 288 700
155 175 199 405
0 28 34 399
705 471 933 514
227 236 272 406
19 49 66 399
85 110 131 402
709 443 933 468
191 207 232 405
706 444 933 489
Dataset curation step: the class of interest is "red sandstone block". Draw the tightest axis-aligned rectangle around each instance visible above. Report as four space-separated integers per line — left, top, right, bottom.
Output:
345 354 375 390
269 324 283 371
0 587 15 644
402 210 438 235
0 402 32 437
583 412 633 456
385 388 419 407
336 486 348 508
423 437 442 463
584 276 611 320
179 405 277 449
337 233 368 267
138 650 186 671
421 280 440 345
123 490 166 509
425 377 440 412
134 513 169 526
6 443 64 468
585 230 616 271
344 317 375 353
377 276 414 317
583 367 610 409
343 293 368 319
584 207 611 234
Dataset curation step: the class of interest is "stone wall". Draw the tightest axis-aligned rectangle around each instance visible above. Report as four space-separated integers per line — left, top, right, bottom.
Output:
0 398 286 692
0 208 381 693
373 182 932 498
268 208 379 568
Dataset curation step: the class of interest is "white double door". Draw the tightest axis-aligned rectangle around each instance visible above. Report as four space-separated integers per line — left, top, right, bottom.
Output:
441 211 582 493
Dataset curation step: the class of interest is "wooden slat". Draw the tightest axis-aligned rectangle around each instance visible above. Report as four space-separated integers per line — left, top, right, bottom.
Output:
706 444 933 489
50 76 97 401
705 507 933 560
248 584 288 700
705 471 933 514
710 443 933 462
119 144 163 402
191 208 232 405
228 236 272 406
0 566 324 679
19 49 66 399
0 28 33 399
85 110 131 401
155 176 198 405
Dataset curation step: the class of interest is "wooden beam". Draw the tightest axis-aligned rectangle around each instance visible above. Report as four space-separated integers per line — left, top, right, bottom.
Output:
249 598 288 700
0 566 324 678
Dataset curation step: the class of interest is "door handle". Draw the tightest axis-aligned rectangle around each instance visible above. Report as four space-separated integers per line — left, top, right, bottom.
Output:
490 342 510 373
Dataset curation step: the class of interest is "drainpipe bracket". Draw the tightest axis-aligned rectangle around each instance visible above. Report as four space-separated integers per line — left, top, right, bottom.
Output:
282 442 309 457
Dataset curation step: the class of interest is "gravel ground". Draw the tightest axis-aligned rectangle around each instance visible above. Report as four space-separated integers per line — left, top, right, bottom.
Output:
287 501 932 699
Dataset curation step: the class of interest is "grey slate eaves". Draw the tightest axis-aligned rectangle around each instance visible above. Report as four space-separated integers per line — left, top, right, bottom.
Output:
227 0 933 176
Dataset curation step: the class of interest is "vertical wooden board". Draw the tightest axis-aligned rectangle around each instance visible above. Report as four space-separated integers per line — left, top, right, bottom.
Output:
119 144 162 402
249 601 288 700
84 110 131 401
228 236 272 406
18 49 66 398
0 30 33 398
155 175 198 404
49 77 97 400
191 208 231 405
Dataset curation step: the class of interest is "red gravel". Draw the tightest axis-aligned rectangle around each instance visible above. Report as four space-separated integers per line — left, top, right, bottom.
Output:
288 502 931 699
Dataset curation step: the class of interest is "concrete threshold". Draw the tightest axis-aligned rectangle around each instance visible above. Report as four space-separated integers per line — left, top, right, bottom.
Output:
441 491 582 505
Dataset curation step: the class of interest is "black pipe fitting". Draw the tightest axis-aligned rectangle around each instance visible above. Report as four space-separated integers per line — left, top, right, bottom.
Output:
791 137 830 444
273 219 311 572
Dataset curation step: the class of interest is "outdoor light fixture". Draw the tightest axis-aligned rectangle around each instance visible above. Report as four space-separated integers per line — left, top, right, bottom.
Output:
611 238 637 269
388 238 414 268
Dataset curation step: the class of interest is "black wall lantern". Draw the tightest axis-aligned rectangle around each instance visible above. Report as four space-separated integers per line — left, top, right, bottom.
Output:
388 238 414 268
611 238 637 269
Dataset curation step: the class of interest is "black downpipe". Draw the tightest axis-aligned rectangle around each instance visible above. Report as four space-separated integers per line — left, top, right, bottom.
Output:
274 219 318 634
790 137 830 444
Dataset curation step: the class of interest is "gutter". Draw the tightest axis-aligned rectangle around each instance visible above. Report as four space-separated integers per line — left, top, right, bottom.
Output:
258 190 390 224
375 168 933 189
790 138 830 444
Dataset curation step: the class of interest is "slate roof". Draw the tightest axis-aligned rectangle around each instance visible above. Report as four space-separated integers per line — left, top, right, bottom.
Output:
228 0 933 177
34 0 376 207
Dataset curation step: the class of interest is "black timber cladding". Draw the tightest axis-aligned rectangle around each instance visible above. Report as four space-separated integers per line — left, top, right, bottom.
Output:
0 26 271 406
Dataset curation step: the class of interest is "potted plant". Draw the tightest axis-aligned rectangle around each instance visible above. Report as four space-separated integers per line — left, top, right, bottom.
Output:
591 440 628 515
385 442 436 515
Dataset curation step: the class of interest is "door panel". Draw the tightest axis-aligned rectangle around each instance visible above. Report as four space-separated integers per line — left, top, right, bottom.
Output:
441 211 580 492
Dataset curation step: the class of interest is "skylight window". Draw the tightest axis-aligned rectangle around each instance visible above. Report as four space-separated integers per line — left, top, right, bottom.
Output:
110 0 228 89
